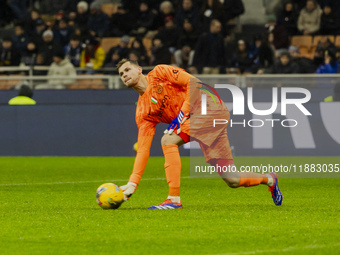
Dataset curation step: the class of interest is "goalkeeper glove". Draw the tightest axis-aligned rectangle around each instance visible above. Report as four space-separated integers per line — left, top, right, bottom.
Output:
120 182 137 201
164 110 189 135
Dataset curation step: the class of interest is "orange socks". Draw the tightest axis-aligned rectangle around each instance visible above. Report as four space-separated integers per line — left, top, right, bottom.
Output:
238 172 268 187
162 144 181 196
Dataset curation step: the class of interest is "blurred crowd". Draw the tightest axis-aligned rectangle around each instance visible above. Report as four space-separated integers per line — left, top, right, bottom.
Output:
0 0 340 77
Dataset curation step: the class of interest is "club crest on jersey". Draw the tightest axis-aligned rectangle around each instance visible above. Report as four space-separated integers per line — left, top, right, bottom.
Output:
156 85 163 94
151 96 158 104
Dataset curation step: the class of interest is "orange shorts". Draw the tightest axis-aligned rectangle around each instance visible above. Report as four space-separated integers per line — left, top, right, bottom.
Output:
177 117 232 164
177 117 190 143
196 129 233 164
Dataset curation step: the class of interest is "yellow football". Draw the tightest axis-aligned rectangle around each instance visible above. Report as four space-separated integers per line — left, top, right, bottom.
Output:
96 183 124 209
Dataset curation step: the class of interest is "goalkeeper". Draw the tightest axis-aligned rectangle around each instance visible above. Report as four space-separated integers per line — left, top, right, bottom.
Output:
117 59 282 209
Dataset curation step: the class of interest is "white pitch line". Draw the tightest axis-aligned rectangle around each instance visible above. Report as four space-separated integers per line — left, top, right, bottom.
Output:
213 243 340 255
0 176 191 186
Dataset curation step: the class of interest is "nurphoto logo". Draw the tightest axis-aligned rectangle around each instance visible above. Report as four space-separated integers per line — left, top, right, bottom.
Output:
199 84 312 128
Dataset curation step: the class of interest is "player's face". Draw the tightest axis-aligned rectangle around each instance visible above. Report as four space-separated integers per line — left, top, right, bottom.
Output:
119 62 141 88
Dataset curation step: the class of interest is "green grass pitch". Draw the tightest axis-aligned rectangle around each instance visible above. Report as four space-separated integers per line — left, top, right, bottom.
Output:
0 157 339 255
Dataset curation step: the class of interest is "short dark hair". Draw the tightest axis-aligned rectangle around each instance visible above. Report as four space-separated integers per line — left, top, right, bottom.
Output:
84 36 98 46
59 17 68 24
35 18 45 26
2 36 12 43
31 8 40 15
70 34 81 41
306 0 316 4
116 58 139 72
14 21 25 29
210 19 221 27
18 85 33 98
53 48 65 59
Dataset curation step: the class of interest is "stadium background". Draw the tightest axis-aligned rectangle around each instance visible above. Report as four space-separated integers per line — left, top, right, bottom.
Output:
0 0 340 157
0 86 339 156
1 1 340 255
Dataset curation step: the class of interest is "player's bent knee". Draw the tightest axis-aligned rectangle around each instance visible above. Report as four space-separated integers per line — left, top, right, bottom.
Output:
161 134 184 146
161 135 168 146
223 177 239 188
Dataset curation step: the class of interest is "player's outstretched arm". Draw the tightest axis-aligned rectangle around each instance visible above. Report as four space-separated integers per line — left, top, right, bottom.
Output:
120 122 155 200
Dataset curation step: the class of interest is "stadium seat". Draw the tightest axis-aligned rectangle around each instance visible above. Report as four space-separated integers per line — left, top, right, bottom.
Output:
142 38 152 57
40 14 56 27
100 37 121 53
128 37 135 47
0 75 8 90
308 46 317 59
312 35 335 46
69 74 106 89
100 37 136 53
70 74 93 89
291 36 313 48
92 74 106 89
298 45 317 59
291 36 315 59
298 46 310 58
7 74 26 89
226 68 241 74
335 36 340 47
142 38 152 50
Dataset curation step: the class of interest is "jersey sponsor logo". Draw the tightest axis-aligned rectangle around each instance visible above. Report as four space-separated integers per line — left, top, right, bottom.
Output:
156 84 163 94
158 95 169 117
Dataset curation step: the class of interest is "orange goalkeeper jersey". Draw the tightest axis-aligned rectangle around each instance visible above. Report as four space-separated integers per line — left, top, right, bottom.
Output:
135 65 194 136
129 65 230 184
129 65 194 184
